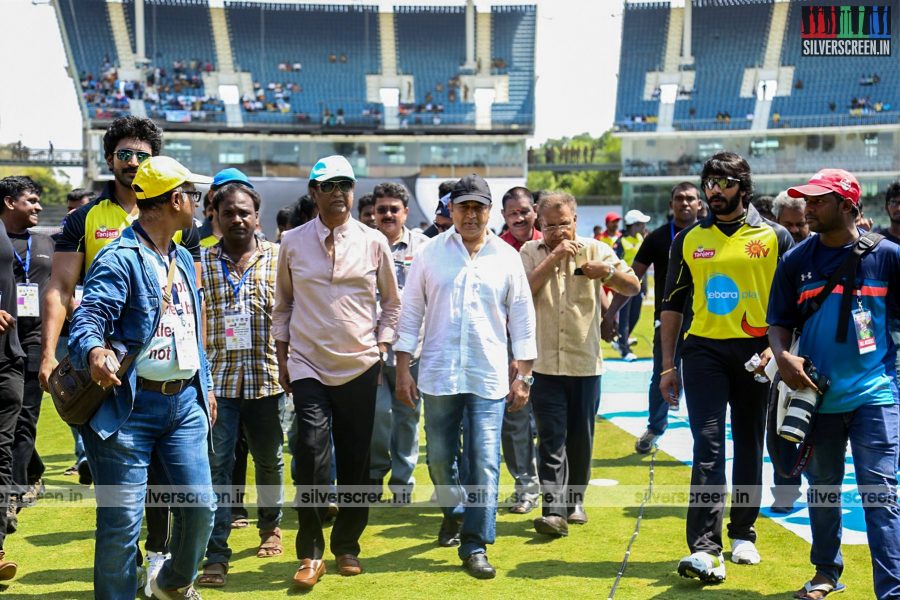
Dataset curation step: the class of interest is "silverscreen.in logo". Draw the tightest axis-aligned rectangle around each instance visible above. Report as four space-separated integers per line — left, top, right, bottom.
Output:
800 5 892 56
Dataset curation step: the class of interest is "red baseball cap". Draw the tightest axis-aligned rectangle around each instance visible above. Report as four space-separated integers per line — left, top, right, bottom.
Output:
605 212 622 224
787 168 860 206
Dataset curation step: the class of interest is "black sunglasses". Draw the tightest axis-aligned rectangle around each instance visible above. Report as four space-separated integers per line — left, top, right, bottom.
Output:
376 205 403 215
318 180 354 194
115 149 151 163
702 176 741 190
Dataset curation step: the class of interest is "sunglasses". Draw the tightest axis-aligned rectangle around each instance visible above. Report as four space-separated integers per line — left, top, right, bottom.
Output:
114 149 151 163
318 180 354 194
702 176 741 190
376 205 403 215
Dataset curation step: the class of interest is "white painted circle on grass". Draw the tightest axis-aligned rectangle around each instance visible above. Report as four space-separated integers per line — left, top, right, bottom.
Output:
589 478 619 487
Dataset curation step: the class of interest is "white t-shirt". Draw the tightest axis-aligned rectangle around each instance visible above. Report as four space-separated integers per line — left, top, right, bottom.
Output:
135 248 199 381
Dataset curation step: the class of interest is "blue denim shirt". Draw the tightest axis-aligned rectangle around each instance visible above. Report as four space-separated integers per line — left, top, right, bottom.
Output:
69 226 213 439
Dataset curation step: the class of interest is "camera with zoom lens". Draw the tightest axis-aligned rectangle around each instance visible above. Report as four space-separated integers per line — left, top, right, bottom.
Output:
778 357 830 444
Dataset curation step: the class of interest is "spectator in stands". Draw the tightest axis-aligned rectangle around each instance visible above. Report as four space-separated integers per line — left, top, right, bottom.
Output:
773 192 809 244
524 192 638 538
395 174 537 580
596 212 621 247
369 182 430 504
274 155 400 589
199 183 285 588
751 195 776 221
357 193 376 228
2 177 52 539
612 210 651 361
879 180 900 245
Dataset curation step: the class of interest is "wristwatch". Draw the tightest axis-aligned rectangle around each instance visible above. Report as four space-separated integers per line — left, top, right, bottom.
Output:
600 263 617 283
515 373 534 387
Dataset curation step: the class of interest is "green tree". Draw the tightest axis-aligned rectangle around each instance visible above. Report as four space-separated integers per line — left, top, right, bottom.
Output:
527 129 621 201
0 166 71 205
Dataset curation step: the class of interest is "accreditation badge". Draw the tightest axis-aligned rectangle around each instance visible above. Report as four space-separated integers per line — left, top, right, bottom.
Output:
16 283 39 317
224 311 252 351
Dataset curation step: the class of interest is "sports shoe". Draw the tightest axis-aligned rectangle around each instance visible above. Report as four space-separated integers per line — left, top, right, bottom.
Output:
624 352 638 362
437 516 462 547
149 576 202 600
678 551 726 583
634 430 659 454
21 479 45 507
144 551 171 597
5 498 17 535
610 339 623 354
730 539 761 565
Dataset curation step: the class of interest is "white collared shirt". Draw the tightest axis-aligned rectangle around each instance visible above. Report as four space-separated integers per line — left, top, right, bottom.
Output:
395 228 537 399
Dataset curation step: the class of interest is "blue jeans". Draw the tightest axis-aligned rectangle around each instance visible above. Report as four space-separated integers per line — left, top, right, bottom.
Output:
370 364 420 495
81 383 215 598
205 394 285 565
423 393 504 560
805 403 900 599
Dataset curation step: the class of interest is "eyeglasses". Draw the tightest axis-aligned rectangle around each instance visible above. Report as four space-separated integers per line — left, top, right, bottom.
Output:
180 190 202 203
542 222 573 233
114 149 151 163
376 205 403 215
318 180 354 194
702 176 741 190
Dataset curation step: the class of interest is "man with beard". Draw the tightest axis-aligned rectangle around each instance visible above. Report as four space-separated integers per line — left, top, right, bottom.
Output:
659 152 793 584
602 183 702 453
369 182 429 504
38 116 201 597
879 180 900 245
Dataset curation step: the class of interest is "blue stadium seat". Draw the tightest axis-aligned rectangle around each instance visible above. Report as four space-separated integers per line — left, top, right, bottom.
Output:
491 5 535 127
614 2 669 132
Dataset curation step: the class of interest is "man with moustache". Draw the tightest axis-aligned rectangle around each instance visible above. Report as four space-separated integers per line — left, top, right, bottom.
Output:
773 192 810 244
395 174 537 579
1 177 53 530
602 182 702 454
274 155 400 589
38 116 200 596
497 186 542 514
369 182 429 504
199 183 284 587
660 152 793 583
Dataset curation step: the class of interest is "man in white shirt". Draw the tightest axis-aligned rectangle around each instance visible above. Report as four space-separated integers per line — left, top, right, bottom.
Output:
396 174 537 580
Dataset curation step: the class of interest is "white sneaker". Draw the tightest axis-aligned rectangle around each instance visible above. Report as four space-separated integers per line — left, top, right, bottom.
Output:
149 576 202 600
624 352 638 362
634 430 659 454
730 539 761 564
677 551 726 583
144 551 171 597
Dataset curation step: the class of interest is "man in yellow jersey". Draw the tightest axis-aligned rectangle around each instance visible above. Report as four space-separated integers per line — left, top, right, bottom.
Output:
612 209 650 361
38 116 200 597
659 151 793 583
595 212 621 247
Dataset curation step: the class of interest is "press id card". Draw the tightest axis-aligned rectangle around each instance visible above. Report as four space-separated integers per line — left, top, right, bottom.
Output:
16 283 39 317
852 308 876 355
170 314 201 370
224 312 252 351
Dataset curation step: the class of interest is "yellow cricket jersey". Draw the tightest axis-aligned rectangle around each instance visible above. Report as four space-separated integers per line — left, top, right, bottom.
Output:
616 233 644 266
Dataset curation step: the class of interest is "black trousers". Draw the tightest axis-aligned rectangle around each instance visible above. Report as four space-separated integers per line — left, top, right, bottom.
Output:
291 363 379 559
0 358 24 550
681 335 768 554
11 370 44 493
501 401 540 500
531 373 601 517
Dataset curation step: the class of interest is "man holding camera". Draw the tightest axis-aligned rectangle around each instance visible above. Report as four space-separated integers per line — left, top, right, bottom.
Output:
660 152 793 583
768 169 900 600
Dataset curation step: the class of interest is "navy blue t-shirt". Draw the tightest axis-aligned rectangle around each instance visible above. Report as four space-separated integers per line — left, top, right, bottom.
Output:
767 233 900 413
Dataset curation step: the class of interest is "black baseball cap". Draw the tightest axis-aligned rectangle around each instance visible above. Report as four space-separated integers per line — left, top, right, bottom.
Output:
450 174 492 206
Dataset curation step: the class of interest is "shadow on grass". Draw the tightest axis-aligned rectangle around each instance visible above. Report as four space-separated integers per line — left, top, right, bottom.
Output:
17 566 92 588
23 528 94 546
592 456 685 469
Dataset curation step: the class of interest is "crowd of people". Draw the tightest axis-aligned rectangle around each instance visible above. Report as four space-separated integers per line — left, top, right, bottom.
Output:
0 116 898 600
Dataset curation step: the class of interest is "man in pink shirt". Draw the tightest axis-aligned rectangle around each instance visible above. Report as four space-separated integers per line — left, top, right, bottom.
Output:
273 155 401 590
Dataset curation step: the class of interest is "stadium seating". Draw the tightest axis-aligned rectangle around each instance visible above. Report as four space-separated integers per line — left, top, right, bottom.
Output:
226 2 380 126
614 2 669 132
394 5 472 125
491 5 536 127
58 0 118 76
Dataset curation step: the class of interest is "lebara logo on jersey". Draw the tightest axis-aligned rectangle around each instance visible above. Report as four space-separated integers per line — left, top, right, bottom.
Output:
705 274 740 315
693 246 716 259
95 225 120 240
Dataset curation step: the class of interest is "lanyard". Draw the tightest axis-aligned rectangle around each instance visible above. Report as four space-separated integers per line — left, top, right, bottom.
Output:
12 235 31 284
220 256 254 306
670 221 675 243
133 222 183 316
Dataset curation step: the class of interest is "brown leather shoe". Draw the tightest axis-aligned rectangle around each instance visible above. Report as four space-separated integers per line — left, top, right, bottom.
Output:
335 554 362 576
0 551 17 581
293 559 326 588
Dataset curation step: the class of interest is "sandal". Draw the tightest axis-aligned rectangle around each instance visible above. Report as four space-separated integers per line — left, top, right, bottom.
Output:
230 516 250 529
794 579 846 599
197 562 228 587
257 527 283 558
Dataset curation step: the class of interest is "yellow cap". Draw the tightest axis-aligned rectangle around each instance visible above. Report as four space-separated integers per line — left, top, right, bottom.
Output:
132 156 212 200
